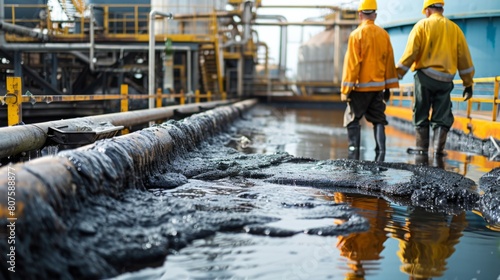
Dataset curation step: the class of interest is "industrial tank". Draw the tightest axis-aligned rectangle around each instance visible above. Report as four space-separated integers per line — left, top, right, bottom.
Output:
376 0 500 83
296 25 355 88
151 0 228 34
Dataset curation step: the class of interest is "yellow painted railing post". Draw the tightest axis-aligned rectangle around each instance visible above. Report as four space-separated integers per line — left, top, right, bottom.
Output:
180 90 185 105
466 97 472 120
5 77 22 126
399 85 403 107
493 78 499 122
104 6 109 34
222 91 227 101
120 84 129 112
120 84 130 135
156 88 162 108
195 90 200 103
207 91 212 102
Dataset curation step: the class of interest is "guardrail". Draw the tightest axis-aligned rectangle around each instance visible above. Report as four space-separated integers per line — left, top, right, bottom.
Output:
1 79 224 129
3 3 220 40
388 76 500 122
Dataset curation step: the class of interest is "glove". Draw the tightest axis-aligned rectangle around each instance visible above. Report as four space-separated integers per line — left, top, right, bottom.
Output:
341 93 350 102
463 86 473 101
383 89 391 102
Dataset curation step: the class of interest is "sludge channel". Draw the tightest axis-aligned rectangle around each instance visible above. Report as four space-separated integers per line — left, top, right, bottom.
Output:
1 99 500 280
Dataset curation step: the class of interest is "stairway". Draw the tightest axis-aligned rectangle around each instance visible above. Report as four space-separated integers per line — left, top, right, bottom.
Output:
199 44 220 95
49 0 79 21
60 0 78 20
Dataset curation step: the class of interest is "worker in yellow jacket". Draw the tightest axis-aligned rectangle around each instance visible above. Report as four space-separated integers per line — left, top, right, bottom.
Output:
341 0 399 161
397 0 475 156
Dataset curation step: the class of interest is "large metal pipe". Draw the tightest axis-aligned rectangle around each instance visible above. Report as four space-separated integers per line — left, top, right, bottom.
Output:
0 99 238 159
0 21 49 41
0 99 258 225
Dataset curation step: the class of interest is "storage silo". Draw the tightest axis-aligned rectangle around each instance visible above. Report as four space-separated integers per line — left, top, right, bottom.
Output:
151 0 228 34
297 13 359 93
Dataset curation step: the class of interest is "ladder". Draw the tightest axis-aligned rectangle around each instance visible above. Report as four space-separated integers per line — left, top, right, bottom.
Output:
199 44 220 95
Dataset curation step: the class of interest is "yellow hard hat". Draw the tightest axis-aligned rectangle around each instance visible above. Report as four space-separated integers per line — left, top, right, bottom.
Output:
358 0 377 13
422 0 445 14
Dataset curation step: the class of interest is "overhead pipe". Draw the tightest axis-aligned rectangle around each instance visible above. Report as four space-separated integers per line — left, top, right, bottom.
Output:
0 99 238 159
252 20 358 26
253 14 288 80
258 5 341 11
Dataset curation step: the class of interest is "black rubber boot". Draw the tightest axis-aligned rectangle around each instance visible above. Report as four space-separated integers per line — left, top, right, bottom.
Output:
374 124 386 162
433 155 445 168
347 125 360 160
433 126 449 156
374 124 386 152
407 126 429 154
415 154 429 165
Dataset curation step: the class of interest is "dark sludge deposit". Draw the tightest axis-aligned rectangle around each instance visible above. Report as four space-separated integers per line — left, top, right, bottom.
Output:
0 100 499 280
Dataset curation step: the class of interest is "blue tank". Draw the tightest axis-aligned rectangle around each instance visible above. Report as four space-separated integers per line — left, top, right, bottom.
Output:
376 0 500 82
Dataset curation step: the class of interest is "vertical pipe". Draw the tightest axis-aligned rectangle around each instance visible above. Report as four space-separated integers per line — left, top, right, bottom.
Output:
148 10 173 111
13 51 22 77
187 49 192 93
333 12 341 85
238 56 243 96
51 54 58 88
90 5 95 72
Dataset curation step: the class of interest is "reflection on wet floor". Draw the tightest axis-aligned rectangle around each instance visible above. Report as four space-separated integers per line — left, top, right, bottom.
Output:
112 104 500 280
235 104 500 184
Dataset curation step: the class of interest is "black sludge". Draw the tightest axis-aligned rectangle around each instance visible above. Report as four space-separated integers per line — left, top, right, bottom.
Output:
478 167 500 224
0 104 246 279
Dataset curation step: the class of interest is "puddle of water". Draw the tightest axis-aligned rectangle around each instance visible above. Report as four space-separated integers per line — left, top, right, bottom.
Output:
236 105 500 183
112 185 500 280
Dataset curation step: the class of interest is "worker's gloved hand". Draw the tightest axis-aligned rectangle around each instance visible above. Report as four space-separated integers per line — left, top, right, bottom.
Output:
383 89 391 102
463 86 473 101
341 93 350 102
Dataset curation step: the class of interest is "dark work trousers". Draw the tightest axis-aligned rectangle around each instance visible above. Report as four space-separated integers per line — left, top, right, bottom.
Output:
413 71 454 130
343 90 388 128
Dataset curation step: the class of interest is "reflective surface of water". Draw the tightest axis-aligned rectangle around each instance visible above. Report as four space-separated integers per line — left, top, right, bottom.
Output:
114 105 500 280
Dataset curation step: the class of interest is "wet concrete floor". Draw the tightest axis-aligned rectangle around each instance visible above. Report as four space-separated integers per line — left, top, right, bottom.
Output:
1 103 500 280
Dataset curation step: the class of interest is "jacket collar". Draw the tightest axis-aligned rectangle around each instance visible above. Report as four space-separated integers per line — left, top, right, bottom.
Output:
360 19 375 26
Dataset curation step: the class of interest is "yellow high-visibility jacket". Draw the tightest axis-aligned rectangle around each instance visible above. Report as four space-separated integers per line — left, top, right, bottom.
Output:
341 20 399 95
397 13 475 87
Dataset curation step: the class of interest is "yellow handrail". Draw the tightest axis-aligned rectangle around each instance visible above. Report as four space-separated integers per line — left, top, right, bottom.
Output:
2 81 228 126
388 76 500 122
